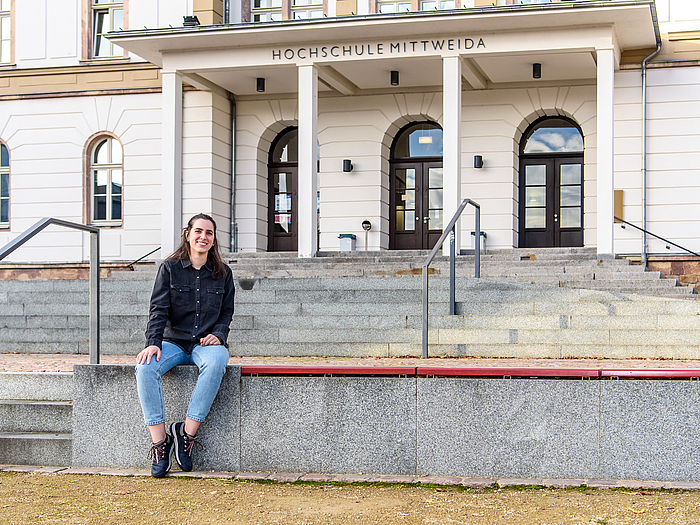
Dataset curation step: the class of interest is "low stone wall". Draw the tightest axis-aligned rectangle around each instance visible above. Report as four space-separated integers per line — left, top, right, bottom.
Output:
72 365 700 481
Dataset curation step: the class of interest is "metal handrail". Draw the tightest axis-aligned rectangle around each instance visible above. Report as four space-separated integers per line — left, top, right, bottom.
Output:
422 199 480 359
124 246 161 269
615 216 700 259
0 218 101 364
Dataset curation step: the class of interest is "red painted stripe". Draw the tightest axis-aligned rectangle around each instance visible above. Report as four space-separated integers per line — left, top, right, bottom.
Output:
240 365 417 376
416 367 599 378
600 369 700 378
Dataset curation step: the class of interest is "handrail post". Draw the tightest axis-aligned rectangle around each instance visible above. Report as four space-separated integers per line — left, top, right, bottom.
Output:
422 262 429 359
475 206 480 278
89 230 100 365
421 198 481 359
449 228 456 315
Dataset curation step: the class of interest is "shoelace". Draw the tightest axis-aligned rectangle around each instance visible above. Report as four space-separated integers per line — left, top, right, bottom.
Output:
148 440 168 462
183 434 203 455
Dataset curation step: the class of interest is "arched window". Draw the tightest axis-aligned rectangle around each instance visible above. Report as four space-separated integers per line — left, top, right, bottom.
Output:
0 142 8 226
90 136 123 225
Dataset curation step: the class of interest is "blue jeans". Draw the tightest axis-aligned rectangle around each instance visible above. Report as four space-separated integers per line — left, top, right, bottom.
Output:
135 341 229 426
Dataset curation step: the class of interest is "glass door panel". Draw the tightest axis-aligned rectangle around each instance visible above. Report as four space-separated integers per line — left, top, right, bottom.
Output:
394 168 416 231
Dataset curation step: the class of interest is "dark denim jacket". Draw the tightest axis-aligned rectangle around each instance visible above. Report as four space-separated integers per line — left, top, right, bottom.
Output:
145 258 235 353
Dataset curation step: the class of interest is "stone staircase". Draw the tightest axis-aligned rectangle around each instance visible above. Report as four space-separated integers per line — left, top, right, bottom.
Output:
0 248 698 359
0 373 73 466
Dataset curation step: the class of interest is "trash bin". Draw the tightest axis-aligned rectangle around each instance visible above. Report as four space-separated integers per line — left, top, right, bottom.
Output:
470 231 486 251
338 234 357 251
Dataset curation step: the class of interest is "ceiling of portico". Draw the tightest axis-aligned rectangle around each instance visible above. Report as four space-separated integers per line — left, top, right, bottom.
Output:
109 1 657 96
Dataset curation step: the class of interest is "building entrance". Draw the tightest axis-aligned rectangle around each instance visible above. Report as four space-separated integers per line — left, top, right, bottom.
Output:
389 122 443 250
519 118 584 248
268 127 298 252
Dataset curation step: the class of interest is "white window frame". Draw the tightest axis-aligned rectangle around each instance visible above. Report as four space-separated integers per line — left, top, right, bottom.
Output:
92 0 124 58
90 137 123 226
0 0 11 64
251 0 283 22
291 0 324 19
0 142 9 227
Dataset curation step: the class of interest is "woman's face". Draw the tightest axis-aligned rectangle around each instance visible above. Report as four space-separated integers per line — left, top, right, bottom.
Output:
186 218 215 257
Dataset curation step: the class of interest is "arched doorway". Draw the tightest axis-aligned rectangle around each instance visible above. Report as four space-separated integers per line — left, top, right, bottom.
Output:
268 127 298 252
389 122 443 250
519 117 584 248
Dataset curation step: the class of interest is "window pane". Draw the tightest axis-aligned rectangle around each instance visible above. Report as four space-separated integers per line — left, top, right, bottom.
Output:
378 4 396 12
0 198 7 223
395 169 416 190
94 170 108 195
112 8 123 31
525 187 545 207
525 165 546 186
560 207 581 228
275 172 288 193
0 144 7 167
275 193 292 212
428 188 442 210
428 167 442 189
94 196 107 220
398 3 411 11
94 11 108 56
111 170 122 194
524 119 583 153
0 16 9 64
111 195 121 220
560 164 581 185
396 209 415 231
525 208 545 229
0 0 10 11
111 139 122 163
560 186 581 207
94 139 109 164
274 214 291 233
1 173 8 198
394 123 443 158
440 0 455 8
402 189 415 209
429 209 443 230
271 129 297 163
422 1 436 9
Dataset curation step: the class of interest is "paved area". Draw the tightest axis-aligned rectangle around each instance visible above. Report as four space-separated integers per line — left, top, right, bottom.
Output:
1 464 698 490
2 353 700 372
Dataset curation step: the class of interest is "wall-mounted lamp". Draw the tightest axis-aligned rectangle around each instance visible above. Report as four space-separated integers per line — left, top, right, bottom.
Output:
390 71 399 86
256 78 265 92
343 159 354 172
532 63 542 79
362 220 372 251
474 155 483 169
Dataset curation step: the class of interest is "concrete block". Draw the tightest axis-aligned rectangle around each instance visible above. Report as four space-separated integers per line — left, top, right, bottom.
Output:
416 378 600 479
0 432 71 466
240 376 416 474
600 380 700 481
72 364 241 472
0 400 72 432
0 372 73 400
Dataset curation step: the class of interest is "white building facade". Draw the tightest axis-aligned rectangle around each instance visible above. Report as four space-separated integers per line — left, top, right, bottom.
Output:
0 0 699 263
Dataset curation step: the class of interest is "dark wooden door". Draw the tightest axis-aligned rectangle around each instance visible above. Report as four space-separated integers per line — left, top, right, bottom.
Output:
519 156 583 248
268 167 297 251
390 161 443 250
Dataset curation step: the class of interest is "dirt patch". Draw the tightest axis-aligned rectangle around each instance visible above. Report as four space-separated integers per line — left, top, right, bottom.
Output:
2 472 700 524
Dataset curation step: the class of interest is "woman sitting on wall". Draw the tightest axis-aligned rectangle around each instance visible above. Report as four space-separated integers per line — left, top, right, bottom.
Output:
135 213 234 477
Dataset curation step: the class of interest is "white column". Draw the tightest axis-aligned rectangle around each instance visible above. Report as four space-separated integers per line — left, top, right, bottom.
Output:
443 56 462 255
596 48 615 255
161 71 183 256
297 64 318 257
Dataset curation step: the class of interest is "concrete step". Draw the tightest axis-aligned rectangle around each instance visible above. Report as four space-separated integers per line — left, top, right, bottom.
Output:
0 432 72 466
0 400 72 433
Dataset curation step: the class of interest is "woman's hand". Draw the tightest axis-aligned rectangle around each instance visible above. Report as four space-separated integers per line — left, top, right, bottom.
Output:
199 334 222 346
137 345 161 365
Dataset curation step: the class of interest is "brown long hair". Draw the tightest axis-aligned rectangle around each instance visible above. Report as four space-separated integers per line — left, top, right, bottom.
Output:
167 213 227 280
